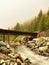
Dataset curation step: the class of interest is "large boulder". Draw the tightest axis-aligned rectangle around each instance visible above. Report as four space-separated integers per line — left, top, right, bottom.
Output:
39 46 48 52
0 53 10 60
0 46 12 54
0 41 6 47
24 58 32 65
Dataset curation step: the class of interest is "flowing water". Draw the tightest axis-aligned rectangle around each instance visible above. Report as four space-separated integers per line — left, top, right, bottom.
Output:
15 45 49 65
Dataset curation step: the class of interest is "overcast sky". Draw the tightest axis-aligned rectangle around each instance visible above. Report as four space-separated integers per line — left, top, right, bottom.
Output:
0 0 49 29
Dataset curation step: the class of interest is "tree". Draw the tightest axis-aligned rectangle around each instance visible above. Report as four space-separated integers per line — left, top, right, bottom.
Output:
12 10 49 32
33 10 43 31
46 9 49 29
32 17 37 31
47 9 49 16
14 22 21 31
39 15 46 31
38 10 43 19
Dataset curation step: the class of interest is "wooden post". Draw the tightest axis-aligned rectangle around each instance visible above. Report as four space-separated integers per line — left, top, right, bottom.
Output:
3 34 5 42
8 33 10 45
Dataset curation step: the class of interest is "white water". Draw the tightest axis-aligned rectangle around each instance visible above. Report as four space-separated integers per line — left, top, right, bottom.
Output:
16 45 49 65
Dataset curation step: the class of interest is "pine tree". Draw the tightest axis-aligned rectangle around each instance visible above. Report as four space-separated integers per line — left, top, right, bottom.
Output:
14 22 21 31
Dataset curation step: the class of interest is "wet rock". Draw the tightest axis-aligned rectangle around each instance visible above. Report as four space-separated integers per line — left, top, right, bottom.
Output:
8 52 20 59
0 53 10 60
0 46 12 55
0 41 6 47
15 56 24 65
46 48 49 53
0 59 5 64
24 58 32 65
17 62 21 65
39 46 48 52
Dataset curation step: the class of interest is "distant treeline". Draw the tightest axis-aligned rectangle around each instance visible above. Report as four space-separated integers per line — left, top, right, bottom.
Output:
12 9 49 32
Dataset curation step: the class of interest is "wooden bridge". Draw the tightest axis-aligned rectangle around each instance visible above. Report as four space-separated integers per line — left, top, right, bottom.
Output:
0 29 38 44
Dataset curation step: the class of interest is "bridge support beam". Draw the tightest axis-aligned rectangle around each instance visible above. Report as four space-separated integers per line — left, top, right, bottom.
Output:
3 34 5 42
8 33 10 45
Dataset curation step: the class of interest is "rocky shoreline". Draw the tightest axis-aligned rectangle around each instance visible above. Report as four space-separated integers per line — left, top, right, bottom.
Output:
0 41 33 65
0 37 49 65
26 37 49 57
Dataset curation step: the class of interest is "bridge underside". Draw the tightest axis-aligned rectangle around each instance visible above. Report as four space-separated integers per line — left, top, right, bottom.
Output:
0 29 38 44
0 29 37 36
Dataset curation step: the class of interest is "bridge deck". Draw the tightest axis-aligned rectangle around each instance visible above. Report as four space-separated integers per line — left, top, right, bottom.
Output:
0 29 38 44
0 29 38 37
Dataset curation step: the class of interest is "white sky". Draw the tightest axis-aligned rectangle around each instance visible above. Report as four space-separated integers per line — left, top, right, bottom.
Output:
0 0 49 29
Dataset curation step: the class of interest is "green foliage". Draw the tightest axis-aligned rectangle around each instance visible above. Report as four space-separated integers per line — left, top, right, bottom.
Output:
14 22 21 31
47 9 49 16
13 9 49 32
39 15 46 31
0 34 3 40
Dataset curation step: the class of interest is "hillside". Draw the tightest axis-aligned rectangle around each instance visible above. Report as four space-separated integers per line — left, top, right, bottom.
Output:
11 9 49 37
